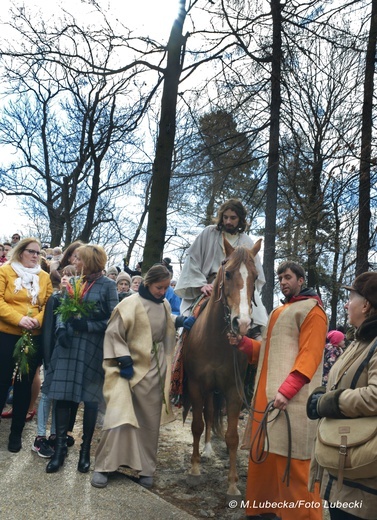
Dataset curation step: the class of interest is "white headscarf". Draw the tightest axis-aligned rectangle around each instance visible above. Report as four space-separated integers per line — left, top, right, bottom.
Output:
11 261 41 305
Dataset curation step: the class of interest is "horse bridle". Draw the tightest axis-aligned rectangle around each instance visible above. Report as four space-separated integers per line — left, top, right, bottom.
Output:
214 259 234 334
215 258 257 335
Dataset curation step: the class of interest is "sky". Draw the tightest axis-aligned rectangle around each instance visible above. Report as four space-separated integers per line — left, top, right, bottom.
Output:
3 0 181 39
0 0 181 243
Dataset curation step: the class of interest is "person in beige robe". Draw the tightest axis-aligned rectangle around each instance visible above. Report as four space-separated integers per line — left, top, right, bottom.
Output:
91 265 176 489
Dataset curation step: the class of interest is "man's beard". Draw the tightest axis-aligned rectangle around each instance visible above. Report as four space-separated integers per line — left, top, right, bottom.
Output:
223 224 238 235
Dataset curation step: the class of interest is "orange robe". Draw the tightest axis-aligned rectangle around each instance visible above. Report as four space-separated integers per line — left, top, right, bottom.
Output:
245 303 327 520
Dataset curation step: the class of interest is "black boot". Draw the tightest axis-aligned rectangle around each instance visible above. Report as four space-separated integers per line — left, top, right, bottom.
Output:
46 403 70 473
77 403 98 473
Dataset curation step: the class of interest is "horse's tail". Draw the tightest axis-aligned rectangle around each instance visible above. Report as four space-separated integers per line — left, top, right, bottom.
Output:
212 391 224 439
182 373 191 424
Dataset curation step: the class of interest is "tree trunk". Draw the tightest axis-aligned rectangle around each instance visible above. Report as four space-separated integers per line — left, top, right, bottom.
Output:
262 0 282 312
356 0 377 276
142 1 187 273
306 137 323 288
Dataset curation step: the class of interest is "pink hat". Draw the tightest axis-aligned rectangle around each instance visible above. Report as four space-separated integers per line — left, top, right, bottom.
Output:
327 330 345 346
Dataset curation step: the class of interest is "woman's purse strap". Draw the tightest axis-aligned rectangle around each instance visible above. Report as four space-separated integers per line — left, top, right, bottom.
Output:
349 338 377 389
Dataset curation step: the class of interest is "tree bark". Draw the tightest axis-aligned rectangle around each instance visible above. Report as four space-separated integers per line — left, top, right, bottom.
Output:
356 0 377 276
262 0 282 312
142 1 187 273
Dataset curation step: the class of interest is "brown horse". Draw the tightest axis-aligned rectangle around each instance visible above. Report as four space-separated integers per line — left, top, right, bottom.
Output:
182 238 262 497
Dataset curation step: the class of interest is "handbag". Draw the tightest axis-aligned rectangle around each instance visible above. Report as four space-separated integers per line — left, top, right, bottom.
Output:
314 338 377 489
315 416 377 486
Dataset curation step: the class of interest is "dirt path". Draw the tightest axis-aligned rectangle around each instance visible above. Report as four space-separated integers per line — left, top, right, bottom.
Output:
146 409 249 519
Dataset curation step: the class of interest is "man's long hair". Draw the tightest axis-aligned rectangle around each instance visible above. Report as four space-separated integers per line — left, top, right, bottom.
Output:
214 199 248 233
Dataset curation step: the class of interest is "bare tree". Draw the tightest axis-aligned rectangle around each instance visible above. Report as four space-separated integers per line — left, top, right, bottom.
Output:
0 7 154 245
356 0 377 275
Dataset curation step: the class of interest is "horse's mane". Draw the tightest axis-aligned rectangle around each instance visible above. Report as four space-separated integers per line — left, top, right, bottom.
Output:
224 246 257 274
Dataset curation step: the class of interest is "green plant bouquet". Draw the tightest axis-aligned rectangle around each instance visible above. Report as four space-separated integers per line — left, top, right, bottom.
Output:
13 330 37 382
56 276 96 322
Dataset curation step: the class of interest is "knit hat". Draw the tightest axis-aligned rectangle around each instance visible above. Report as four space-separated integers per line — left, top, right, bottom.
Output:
106 266 118 276
116 271 131 285
162 257 173 274
327 330 345 346
343 272 377 309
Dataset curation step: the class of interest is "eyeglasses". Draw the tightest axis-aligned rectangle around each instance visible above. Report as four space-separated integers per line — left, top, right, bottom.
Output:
12 235 20 239
25 249 41 256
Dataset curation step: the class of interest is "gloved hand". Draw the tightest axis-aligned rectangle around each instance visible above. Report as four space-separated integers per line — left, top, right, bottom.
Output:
117 355 134 380
317 389 346 418
182 316 196 331
306 387 326 420
70 317 89 332
175 315 196 331
57 329 70 349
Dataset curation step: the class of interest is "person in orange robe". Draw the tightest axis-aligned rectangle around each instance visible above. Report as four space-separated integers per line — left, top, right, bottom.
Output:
229 261 328 520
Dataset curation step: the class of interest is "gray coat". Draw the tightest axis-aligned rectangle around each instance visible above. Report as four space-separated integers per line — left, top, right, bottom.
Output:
43 276 119 403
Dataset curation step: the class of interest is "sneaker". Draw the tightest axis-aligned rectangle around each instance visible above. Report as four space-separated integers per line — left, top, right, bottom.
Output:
32 437 54 458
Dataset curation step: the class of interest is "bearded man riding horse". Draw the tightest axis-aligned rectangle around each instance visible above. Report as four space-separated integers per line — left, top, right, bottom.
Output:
174 200 267 497
174 198 267 329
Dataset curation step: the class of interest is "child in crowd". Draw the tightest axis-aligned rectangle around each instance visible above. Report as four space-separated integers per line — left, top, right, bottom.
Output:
322 329 345 387
32 265 77 458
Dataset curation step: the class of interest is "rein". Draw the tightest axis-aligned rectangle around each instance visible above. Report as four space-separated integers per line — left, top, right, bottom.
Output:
231 348 293 487
248 400 292 486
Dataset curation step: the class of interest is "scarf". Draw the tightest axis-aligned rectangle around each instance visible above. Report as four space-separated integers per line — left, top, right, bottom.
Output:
355 314 377 342
83 271 103 283
282 287 323 306
11 261 41 305
138 282 165 304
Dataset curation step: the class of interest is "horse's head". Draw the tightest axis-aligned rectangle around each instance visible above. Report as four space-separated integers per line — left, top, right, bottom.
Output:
216 238 262 336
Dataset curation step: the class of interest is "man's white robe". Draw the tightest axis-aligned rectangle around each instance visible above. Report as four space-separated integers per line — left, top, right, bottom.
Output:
175 225 268 326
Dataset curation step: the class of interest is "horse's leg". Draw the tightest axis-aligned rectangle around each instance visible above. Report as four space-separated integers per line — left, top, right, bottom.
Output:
202 394 214 459
189 382 204 477
224 393 243 496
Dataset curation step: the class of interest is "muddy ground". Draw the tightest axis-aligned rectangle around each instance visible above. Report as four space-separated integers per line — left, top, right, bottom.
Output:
150 409 249 519
114 407 329 520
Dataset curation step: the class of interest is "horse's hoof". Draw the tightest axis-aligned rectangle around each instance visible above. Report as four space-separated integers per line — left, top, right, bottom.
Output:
186 474 201 487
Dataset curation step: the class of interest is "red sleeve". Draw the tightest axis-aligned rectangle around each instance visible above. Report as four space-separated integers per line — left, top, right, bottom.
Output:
278 370 310 400
237 336 261 365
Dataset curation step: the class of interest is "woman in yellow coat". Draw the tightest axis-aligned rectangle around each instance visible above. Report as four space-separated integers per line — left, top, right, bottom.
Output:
0 238 52 452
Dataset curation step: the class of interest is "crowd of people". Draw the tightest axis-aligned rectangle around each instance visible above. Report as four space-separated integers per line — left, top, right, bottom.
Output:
0 233 185 489
0 199 376 520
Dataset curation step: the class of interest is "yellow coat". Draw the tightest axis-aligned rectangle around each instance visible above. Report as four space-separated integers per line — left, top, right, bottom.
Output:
0 264 53 335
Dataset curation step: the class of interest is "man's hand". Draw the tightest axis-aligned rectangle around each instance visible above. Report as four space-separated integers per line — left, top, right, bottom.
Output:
273 391 289 411
227 333 242 346
200 284 213 297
